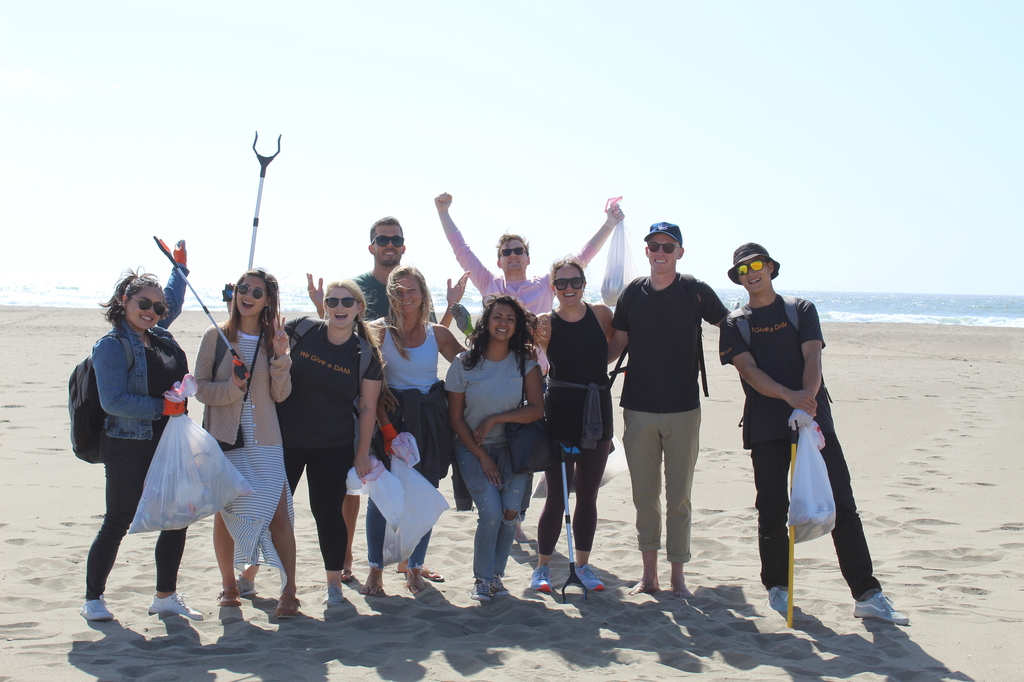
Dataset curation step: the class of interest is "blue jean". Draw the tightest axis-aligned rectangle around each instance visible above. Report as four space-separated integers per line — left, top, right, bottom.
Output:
454 443 528 581
365 498 431 569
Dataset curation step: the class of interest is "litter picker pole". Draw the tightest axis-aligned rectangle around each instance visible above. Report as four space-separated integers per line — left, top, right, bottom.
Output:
153 237 249 382
787 428 798 627
248 131 281 270
559 445 588 603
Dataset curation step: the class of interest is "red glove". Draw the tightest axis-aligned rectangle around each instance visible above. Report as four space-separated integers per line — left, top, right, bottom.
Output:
381 423 399 455
172 240 187 266
163 398 186 416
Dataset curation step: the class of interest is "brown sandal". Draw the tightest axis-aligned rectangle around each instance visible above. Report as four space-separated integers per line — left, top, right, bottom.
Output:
218 588 242 607
275 594 300 619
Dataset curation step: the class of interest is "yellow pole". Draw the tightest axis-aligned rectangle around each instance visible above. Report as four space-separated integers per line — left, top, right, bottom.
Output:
787 432 798 627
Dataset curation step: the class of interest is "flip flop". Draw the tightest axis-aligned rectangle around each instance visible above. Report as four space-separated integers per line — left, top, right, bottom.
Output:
396 567 445 583
339 568 355 584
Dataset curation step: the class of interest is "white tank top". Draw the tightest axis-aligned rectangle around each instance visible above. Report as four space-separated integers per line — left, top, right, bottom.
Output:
381 324 439 392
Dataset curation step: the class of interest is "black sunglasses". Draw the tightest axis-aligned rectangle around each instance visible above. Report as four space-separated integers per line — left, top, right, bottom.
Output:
647 242 678 254
235 283 266 299
501 247 526 257
372 235 405 247
553 277 585 291
133 297 167 316
325 297 357 309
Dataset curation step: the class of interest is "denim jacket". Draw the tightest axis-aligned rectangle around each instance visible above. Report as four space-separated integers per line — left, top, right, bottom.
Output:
92 265 189 440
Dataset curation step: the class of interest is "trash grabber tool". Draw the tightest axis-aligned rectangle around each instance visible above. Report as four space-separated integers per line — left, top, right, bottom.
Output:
248 131 281 270
153 237 249 381
559 444 587 603
787 428 798 627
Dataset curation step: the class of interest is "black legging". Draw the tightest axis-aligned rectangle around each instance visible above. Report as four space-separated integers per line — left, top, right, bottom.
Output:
85 433 188 600
283 443 354 571
536 440 612 556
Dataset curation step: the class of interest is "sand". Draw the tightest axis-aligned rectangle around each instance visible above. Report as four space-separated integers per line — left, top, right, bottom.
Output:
1 305 1022 681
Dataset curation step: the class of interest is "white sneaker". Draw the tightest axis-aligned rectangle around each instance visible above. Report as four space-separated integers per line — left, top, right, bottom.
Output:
575 564 605 591
323 583 346 605
767 586 788 614
149 592 204 621
80 596 113 622
489 577 509 597
531 565 552 593
470 579 491 602
236 575 256 598
854 591 909 625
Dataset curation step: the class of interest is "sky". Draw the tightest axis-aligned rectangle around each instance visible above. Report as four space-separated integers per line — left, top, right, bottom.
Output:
2 1 1022 297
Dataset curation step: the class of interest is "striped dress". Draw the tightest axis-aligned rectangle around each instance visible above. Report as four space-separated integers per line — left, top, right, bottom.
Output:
221 332 294 588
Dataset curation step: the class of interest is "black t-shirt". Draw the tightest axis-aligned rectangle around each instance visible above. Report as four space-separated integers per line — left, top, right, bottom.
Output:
276 318 383 449
719 296 834 447
611 274 728 413
145 333 188 432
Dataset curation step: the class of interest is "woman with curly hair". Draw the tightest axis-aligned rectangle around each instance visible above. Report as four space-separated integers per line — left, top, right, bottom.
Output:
445 294 543 602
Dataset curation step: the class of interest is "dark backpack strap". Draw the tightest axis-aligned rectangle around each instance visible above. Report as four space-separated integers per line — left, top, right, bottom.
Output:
288 317 319 352
728 305 754 347
606 278 642 384
213 334 228 378
109 332 134 372
679 275 709 398
781 295 800 331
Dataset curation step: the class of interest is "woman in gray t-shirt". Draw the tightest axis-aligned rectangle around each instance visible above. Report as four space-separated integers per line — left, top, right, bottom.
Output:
445 295 543 603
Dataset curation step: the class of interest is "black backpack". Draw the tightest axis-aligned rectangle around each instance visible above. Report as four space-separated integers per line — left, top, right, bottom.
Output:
68 332 133 463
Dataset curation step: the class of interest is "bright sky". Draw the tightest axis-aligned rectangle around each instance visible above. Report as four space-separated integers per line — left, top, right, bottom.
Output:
2 2 1021 297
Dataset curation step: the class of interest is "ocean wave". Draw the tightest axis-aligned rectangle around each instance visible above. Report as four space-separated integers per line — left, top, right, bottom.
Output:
819 310 1024 327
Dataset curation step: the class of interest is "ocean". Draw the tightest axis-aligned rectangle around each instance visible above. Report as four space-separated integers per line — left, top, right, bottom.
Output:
2 274 1022 328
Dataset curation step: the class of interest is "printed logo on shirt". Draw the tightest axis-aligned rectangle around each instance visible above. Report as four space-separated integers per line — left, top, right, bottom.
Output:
751 321 789 334
298 350 352 374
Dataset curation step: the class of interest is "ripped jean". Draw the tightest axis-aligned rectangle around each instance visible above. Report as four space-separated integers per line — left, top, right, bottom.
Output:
454 442 528 582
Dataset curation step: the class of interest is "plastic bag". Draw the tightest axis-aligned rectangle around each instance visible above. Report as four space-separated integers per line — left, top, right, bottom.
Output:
129 413 253 533
348 434 449 566
788 423 836 543
382 433 450 565
601 197 638 306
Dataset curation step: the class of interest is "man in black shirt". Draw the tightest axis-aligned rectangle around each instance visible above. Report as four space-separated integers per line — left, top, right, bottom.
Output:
719 242 908 625
610 222 728 597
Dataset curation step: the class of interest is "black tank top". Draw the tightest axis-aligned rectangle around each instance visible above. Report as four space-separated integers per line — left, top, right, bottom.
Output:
545 304 613 444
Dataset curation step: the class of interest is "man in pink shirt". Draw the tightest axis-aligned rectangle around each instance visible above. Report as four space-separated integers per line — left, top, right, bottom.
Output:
434 192 624 542
434 193 624 317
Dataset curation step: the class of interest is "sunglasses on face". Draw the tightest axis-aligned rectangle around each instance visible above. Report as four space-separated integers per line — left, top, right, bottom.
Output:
736 260 766 277
325 297 357 309
235 283 266 299
133 297 167 316
373 235 405 247
501 247 526 257
647 242 678 254
553 277 585 291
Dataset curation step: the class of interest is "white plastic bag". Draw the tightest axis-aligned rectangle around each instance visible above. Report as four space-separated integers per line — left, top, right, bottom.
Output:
129 413 253 533
601 197 638 306
382 434 450 565
788 423 836 543
348 433 449 566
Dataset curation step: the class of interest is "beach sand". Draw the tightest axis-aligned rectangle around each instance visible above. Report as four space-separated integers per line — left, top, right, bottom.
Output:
1 305 1021 681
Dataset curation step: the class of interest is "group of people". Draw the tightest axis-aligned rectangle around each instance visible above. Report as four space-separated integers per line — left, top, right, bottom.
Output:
80 194 908 627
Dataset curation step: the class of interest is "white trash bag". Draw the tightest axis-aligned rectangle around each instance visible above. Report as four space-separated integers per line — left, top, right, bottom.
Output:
348 433 449 566
601 196 639 306
129 376 252 533
788 422 836 543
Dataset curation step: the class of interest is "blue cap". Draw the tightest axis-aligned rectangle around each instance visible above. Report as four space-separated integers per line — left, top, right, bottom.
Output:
646 222 682 245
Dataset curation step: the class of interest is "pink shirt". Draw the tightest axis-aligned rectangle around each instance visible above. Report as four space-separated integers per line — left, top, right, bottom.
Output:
447 230 600 315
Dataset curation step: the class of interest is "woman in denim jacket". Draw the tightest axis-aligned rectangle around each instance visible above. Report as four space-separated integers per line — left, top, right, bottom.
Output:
81 246 204 623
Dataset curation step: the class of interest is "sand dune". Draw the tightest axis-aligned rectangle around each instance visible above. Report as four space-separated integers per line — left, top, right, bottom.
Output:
1 306 1021 680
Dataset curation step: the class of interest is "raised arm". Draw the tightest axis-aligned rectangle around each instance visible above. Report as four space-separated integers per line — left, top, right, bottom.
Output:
576 203 625 267
435 193 499 292
306 274 325 319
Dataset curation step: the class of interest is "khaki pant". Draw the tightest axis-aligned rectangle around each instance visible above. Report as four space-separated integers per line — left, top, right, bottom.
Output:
622 408 701 564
